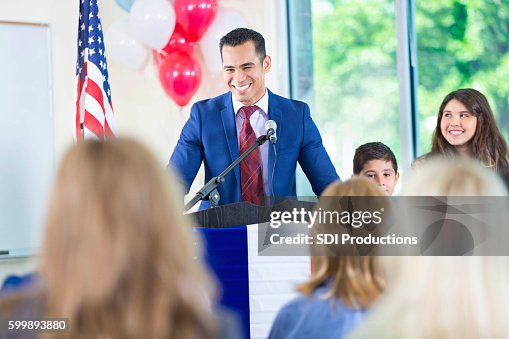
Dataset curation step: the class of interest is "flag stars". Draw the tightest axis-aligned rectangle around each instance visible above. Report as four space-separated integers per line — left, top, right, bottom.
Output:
99 48 103 55
89 11 94 20
78 39 82 47
98 36 102 44
88 36 95 45
88 25 94 33
89 48 96 56
97 23 102 31
81 23 85 31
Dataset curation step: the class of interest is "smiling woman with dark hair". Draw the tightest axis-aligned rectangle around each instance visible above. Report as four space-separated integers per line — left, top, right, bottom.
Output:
430 88 509 172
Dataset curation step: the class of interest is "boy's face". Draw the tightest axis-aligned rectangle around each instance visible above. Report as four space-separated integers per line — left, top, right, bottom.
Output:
359 159 399 195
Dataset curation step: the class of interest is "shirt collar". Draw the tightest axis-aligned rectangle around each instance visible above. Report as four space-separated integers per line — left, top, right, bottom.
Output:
232 89 269 116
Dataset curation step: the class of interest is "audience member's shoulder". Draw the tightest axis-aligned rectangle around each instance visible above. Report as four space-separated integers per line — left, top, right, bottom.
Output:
1 273 39 295
411 152 437 170
274 292 316 321
0 289 45 339
268 295 311 339
0 288 44 317
498 166 509 192
213 307 245 339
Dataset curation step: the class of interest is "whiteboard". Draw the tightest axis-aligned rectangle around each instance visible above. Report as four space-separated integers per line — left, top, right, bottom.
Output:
0 22 54 258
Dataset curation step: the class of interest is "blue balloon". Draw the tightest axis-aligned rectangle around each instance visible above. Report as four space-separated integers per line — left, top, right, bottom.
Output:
115 0 135 12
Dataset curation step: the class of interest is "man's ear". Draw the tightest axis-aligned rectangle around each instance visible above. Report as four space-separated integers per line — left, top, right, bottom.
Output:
395 171 400 182
263 55 271 73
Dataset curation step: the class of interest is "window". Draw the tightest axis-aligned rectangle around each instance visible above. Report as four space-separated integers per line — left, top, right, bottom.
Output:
288 0 509 186
288 0 400 179
415 0 509 154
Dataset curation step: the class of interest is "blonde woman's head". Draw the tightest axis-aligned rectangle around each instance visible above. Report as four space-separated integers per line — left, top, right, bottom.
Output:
350 157 509 339
41 138 216 339
300 177 387 308
403 156 507 196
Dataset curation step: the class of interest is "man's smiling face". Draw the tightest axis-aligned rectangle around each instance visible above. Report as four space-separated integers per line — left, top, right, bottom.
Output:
221 41 271 106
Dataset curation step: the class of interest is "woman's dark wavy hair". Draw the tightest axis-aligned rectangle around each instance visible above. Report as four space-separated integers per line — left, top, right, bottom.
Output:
431 88 509 171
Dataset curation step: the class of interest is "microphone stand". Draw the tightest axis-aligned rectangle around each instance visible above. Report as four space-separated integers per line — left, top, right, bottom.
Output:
184 133 270 212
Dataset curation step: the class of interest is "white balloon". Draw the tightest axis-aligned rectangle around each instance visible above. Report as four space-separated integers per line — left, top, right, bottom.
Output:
105 19 149 71
129 0 176 49
199 8 247 74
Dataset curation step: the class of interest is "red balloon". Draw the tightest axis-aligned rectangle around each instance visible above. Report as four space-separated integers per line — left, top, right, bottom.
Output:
162 26 195 55
159 51 202 107
154 26 195 67
174 0 218 42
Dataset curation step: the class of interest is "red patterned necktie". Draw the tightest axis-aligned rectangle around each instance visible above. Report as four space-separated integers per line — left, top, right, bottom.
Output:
239 105 264 205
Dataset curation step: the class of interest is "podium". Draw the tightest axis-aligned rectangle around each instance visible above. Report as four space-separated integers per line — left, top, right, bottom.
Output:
189 201 313 339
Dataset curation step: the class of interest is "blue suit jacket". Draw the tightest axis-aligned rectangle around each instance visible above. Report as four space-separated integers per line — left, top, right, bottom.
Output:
169 90 339 207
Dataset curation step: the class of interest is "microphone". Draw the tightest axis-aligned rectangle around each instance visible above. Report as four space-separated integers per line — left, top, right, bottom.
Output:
265 120 277 144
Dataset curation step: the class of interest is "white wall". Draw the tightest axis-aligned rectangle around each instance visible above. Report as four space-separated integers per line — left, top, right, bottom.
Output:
0 0 288 284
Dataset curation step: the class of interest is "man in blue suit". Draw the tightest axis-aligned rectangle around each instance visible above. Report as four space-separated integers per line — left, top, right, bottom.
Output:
169 28 339 208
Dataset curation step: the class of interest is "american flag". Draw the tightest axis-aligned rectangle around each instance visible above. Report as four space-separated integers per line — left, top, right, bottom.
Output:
75 0 116 140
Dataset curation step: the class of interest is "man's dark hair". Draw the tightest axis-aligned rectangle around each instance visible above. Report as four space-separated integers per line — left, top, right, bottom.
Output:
219 28 266 63
353 142 398 174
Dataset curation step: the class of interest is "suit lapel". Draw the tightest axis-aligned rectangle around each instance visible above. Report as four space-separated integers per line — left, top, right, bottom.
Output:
268 91 282 195
220 94 240 186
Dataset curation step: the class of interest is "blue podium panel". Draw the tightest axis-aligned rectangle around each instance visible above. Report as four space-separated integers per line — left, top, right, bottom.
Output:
197 225 311 339
200 226 250 339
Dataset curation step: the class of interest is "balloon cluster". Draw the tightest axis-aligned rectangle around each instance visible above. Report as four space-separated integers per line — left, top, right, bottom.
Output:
108 0 246 107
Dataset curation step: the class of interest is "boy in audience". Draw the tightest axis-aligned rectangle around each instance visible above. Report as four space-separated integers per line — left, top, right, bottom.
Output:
353 142 399 195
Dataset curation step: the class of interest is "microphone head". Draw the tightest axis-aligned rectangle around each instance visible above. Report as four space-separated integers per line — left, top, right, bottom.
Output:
265 120 277 131
265 120 277 144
